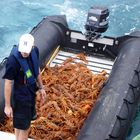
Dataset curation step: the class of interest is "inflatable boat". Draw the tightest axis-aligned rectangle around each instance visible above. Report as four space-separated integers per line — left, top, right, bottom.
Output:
0 6 140 140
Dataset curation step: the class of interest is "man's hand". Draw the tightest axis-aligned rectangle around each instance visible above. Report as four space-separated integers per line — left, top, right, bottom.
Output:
4 106 13 118
39 89 46 103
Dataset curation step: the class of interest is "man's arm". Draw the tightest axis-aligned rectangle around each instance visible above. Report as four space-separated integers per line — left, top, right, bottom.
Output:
36 69 46 102
4 79 13 118
37 69 44 89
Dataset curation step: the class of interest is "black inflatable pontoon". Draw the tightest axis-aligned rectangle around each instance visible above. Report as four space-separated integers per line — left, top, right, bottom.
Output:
0 12 140 140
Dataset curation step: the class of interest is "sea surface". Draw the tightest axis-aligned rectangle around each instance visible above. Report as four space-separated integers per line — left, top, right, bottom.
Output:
1 0 140 139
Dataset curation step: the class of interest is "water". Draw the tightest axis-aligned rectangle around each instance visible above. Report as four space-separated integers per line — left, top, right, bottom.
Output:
0 0 140 139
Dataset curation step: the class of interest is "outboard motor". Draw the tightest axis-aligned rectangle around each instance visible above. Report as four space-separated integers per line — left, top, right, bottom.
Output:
85 6 109 41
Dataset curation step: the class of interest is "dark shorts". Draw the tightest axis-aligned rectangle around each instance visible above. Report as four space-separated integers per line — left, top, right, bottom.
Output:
13 100 36 130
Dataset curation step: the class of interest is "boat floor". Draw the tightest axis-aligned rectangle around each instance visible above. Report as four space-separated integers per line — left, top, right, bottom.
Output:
0 131 33 140
50 50 114 74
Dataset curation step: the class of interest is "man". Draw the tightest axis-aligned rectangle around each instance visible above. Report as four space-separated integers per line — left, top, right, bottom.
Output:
3 33 46 140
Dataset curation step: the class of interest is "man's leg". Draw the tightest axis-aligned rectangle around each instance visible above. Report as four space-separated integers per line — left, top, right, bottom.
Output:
18 129 29 140
13 101 31 140
15 128 20 140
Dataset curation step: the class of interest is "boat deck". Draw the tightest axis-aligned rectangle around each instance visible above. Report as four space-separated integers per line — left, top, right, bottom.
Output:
0 131 33 140
50 50 114 74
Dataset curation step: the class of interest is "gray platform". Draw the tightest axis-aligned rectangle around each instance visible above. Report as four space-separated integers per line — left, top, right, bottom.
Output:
0 131 33 140
50 50 114 74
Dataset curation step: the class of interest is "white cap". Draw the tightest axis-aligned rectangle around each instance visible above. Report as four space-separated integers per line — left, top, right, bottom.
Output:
18 34 34 53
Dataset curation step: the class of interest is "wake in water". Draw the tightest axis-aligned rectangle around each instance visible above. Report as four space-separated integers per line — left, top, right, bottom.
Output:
53 0 87 32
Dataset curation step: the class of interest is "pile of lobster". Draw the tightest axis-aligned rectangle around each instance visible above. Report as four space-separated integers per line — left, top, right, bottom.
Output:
0 53 108 140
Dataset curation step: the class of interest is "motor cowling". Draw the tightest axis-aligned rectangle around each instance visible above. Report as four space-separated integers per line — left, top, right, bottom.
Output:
85 6 109 41
85 6 109 33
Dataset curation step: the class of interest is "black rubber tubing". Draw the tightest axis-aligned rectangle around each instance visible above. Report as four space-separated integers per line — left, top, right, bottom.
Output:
77 37 140 140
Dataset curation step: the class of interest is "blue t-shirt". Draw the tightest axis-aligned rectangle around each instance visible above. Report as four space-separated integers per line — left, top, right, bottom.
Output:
3 47 39 102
